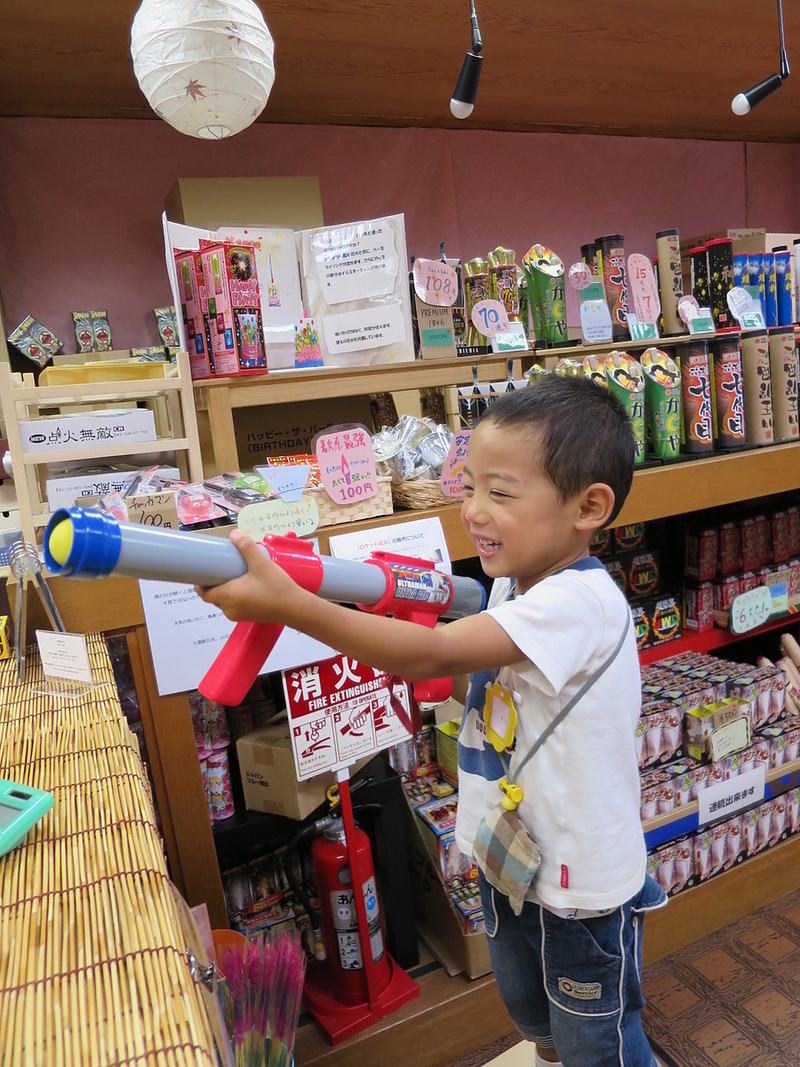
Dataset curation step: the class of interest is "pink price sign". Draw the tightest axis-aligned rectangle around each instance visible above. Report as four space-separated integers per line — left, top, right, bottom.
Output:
413 259 458 307
316 429 377 505
471 299 510 339
568 262 593 291
627 254 661 325
440 429 471 498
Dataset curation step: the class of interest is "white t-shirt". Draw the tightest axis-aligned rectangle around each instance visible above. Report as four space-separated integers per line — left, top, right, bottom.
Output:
455 558 647 913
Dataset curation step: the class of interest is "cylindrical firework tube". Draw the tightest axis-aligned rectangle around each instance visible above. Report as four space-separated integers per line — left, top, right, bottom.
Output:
741 328 774 445
747 250 766 321
763 252 778 327
768 325 799 441
680 340 714 454
641 348 681 459
691 246 710 309
733 253 749 289
605 351 645 464
582 354 608 387
706 237 735 329
773 247 793 327
710 329 746 449
655 229 686 335
523 245 568 345
463 257 491 347
597 234 629 341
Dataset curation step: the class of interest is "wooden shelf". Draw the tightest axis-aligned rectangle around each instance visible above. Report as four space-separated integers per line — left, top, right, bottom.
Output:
644 831 800 965
614 441 800 527
639 607 800 665
641 756 800 848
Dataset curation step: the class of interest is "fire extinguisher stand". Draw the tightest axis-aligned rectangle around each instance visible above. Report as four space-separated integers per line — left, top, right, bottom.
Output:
303 764 420 1044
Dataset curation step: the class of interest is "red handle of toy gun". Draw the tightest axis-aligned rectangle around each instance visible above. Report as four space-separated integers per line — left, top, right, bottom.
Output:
199 620 284 705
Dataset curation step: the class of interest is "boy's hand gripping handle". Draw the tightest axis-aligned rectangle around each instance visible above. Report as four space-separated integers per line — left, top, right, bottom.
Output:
199 535 324 705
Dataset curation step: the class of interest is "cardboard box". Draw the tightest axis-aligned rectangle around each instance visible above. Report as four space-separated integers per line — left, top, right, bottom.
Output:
165 177 324 232
406 804 491 979
234 395 373 465
237 724 336 821
435 720 460 783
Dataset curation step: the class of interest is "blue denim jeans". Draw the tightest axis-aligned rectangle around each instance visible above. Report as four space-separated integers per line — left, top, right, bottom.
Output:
478 871 667 1067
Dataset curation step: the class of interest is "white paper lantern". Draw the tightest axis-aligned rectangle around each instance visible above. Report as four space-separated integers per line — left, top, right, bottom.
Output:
131 0 275 140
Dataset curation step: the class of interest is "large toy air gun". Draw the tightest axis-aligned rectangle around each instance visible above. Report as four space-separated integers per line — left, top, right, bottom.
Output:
43 508 486 712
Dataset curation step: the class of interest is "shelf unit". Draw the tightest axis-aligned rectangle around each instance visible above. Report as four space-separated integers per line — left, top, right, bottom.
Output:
0 351 203 545
193 353 527 474
642 756 800 850
639 605 800 665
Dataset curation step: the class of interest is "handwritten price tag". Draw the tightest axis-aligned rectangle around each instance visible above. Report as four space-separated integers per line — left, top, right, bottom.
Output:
125 491 179 530
730 586 772 634
413 259 458 307
568 262 593 290
471 299 510 338
627 254 661 325
316 429 377 504
440 429 471 498
237 495 320 539
726 286 761 325
257 464 310 503
678 295 700 324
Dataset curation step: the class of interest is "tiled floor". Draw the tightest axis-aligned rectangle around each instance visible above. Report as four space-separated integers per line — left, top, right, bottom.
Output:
642 888 800 1066
448 889 800 1067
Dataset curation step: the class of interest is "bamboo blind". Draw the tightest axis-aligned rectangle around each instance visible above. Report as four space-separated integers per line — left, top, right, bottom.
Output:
0 634 216 1067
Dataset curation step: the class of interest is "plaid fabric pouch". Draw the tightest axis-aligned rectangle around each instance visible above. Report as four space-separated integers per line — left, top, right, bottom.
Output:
473 611 631 915
474 806 542 915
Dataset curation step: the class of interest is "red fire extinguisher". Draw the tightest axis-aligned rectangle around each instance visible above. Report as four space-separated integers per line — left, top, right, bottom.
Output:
311 818 392 1006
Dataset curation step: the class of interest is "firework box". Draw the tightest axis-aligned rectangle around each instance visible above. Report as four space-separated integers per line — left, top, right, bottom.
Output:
199 241 268 376
405 802 490 978
435 719 460 784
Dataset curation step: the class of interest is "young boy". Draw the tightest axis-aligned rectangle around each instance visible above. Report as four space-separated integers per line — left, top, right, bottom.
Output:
197 375 665 1067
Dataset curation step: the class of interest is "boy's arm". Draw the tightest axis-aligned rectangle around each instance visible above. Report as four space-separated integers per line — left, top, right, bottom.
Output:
196 531 523 678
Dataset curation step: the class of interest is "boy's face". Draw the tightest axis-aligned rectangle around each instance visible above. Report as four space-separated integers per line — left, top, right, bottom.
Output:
460 420 602 594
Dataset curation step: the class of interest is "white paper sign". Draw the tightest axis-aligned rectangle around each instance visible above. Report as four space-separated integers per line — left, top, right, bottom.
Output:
328 516 452 572
726 286 760 325
216 226 304 345
322 304 406 354
698 766 766 827
312 221 399 305
35 631 93 684
139 580 336 696
730 586 772 634
20 409 157 454
579 299 613 342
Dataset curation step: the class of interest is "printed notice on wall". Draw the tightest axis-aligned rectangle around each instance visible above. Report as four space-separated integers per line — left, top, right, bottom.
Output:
36 631 93 684
322 305 406 354
139 579 335 695
328 516 451 572
312 221 399 305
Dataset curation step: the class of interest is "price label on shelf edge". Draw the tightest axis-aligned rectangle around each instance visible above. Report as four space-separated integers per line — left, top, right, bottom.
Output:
729 584 784 635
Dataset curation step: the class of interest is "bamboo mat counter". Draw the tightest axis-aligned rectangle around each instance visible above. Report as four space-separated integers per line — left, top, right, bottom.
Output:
0 635 216 1067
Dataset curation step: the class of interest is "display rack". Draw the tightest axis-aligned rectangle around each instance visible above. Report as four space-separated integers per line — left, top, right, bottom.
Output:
0 351 203 545
193 354 526 474
642 756 800 850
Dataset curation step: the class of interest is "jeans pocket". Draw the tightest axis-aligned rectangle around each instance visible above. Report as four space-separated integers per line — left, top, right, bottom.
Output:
631 873 668 916
542 909 622 1018
477 871 500 939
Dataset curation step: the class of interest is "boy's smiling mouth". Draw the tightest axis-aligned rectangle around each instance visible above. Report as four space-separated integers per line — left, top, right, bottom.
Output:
474 535 502 557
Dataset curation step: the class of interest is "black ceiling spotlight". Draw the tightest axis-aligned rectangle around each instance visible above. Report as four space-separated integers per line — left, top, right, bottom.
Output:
450 0 483 119
732 0 790 115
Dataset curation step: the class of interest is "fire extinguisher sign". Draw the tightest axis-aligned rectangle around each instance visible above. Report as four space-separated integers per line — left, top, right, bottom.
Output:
330 877 385 970
281 654 413 781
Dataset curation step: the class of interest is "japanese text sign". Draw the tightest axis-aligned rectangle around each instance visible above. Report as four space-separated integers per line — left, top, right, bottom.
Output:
316 429 377 505
413 259 458 307
126 491 179 530
579 299 613 341
237 496 320 539
311 221 399 306
282 655 413 780
698 766 765 826
258 464 310 502
627 254 661 325
440 429 471 498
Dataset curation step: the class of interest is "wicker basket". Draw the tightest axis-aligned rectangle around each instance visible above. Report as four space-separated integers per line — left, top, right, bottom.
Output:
392 478 448 510
311 475 394 528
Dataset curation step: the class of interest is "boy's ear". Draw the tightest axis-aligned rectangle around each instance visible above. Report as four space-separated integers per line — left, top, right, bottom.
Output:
574 483 616 531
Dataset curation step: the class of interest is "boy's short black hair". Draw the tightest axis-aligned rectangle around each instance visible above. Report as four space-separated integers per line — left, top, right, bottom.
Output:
482 375 635 525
